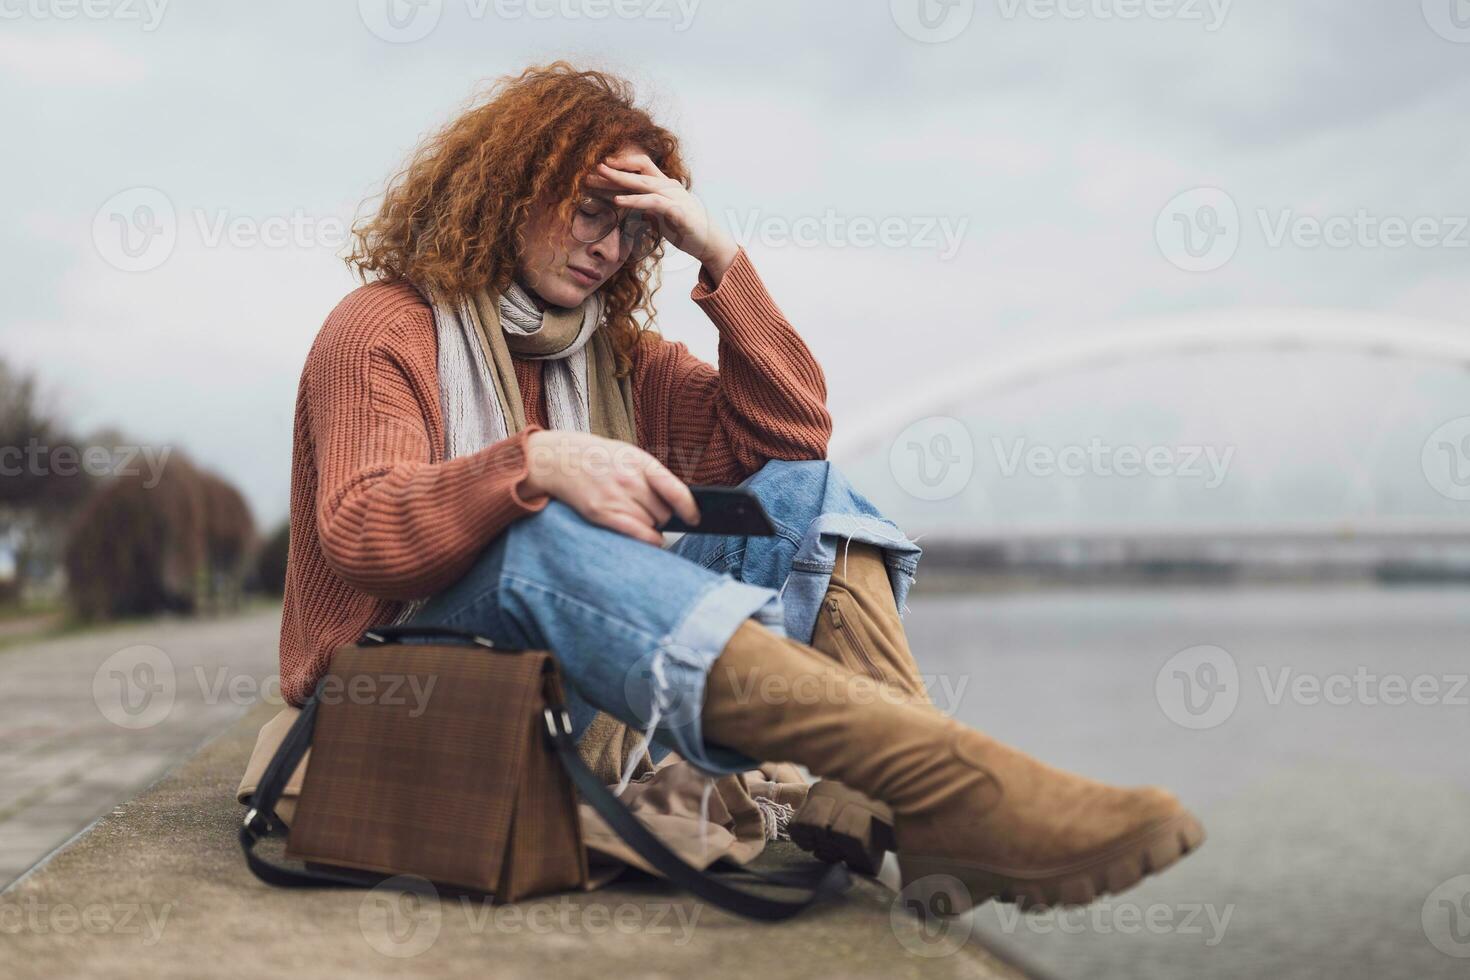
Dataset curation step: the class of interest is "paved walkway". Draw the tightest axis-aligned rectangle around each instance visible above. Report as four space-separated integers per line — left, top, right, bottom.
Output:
0 608 281 888
0 613 61 645
0 700 1025 979
15 586 1461 976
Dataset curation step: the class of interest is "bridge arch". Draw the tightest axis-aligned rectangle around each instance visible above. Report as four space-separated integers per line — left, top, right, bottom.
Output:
831 308 1470 462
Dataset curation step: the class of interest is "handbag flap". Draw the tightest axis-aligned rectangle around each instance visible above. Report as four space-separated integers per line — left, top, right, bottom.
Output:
283 643 560 893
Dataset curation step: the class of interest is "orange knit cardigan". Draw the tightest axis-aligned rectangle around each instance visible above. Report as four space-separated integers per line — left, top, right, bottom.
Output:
278 246 832 704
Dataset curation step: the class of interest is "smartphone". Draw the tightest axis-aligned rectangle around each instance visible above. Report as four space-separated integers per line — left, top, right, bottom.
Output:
661 485 776 536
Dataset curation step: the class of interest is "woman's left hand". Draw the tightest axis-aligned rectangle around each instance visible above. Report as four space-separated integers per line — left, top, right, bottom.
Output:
585 150 738 279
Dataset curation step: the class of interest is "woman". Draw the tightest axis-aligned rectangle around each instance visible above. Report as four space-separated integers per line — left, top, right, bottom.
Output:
266 61 1202 909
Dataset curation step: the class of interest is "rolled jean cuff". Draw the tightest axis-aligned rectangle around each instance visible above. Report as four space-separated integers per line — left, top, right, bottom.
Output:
782 512 923 645
639 577 785 777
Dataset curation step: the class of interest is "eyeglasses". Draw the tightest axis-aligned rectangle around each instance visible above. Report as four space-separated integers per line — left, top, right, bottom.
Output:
570 194 659 262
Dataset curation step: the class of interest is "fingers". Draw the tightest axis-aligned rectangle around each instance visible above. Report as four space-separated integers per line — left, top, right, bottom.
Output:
555 435 690 546
608 192 668 213
583 173 674 231
596 161 664 192
581 171 624 192
602 150 666 179
597 510 665 548
644 461 699 527
606 481 666 533
611 196 677 239
624 477 674 528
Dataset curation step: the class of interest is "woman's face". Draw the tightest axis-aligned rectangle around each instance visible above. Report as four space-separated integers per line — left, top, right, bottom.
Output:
514 142 648 308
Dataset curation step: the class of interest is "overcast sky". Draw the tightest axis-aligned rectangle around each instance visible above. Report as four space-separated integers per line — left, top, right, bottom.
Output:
3 0 1469 530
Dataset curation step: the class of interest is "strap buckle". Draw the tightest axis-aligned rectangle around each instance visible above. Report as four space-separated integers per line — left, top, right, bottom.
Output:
242 807 271 837
542 707 573 740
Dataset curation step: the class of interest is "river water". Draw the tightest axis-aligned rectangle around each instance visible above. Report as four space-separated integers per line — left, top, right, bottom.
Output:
904 584 1470 979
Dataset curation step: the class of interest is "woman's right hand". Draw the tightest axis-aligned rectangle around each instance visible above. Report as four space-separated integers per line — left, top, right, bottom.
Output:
518 430 700 546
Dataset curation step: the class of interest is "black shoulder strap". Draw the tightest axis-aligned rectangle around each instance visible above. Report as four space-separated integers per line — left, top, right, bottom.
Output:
239 632 850 920
540 699 850 921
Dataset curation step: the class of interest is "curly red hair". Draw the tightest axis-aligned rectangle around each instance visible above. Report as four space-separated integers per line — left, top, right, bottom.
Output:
348 61 689 376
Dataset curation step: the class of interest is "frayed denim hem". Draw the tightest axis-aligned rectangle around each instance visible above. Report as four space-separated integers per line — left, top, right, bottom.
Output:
620 576 784 782
781 512 923 645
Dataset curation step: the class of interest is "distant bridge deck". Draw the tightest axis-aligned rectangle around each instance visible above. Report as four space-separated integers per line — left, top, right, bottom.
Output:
908 520 1470 580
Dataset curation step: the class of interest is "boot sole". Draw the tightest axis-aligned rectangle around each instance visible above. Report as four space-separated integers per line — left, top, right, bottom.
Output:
789 784 897 876
897 810 1205 913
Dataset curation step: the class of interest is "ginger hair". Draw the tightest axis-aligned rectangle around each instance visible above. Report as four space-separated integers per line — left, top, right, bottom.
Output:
348 61 689 376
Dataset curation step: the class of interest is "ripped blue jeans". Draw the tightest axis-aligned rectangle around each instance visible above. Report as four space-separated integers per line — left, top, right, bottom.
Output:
405 458 922 778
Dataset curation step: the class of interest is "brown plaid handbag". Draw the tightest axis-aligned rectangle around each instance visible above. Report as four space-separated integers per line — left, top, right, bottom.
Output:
239 626 848 920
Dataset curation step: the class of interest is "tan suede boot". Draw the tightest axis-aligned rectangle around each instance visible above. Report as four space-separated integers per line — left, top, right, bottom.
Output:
790 543 919 873
809 543 928 699
702 620 1204 910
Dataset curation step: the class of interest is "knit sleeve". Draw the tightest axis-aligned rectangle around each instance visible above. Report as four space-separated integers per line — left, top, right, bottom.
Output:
632 245 832 483
306 302 550 601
